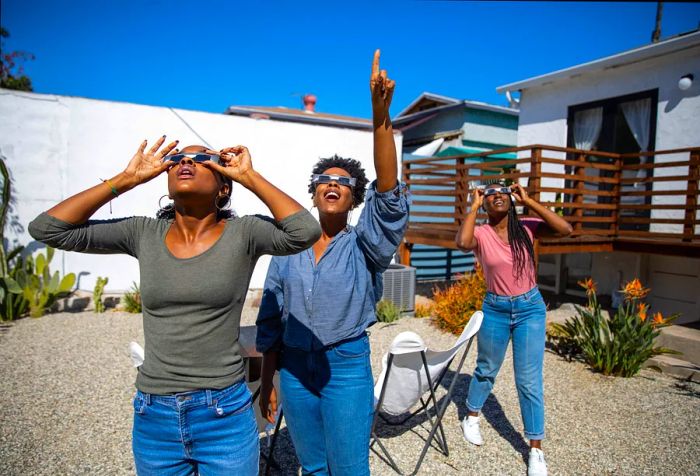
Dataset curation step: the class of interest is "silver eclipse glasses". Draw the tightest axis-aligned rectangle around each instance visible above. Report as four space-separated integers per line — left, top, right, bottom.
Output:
167 153 222 164
311 174 357 188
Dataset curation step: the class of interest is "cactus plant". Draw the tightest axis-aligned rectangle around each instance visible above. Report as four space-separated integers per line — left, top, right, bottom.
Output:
15 247 76 318
93 276 108 313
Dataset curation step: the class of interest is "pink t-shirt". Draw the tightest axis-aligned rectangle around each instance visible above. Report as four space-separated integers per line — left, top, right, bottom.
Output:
473 218 543 296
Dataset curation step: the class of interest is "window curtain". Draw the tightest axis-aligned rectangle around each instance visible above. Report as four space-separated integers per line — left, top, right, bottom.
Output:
573 107 603 150
621 98 651 182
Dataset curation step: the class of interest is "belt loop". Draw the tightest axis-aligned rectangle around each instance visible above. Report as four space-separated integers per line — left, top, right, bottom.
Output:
206 389 213 407
144 393 151 405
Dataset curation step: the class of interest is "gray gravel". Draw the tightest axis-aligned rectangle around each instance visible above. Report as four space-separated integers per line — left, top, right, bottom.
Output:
1 307 699 476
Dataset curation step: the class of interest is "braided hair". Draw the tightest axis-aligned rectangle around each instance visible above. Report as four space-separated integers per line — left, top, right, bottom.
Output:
486 182 536 278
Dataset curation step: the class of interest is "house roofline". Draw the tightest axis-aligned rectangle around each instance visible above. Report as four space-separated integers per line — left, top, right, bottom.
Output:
393 98 518 126
225 106 372 130
496 29 700 94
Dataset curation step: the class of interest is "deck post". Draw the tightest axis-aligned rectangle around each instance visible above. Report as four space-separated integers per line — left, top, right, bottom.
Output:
529 147 542 214
611 153 623 236
573 152 587 234
683 151 700 242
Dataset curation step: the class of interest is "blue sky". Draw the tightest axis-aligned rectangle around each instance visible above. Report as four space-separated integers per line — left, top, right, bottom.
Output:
2 1 700 118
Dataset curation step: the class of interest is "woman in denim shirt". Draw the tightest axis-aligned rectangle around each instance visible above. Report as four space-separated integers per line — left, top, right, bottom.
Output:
256 50 409 476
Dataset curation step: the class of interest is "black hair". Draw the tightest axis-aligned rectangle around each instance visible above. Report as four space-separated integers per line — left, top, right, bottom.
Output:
485 182 535 277
308 155 369 208
156 175 234 220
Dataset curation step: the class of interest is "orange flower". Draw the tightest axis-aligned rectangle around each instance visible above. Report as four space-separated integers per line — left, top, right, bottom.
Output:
621 279 650 300
652 312 664 326
637 303 648 322
578 278 597 297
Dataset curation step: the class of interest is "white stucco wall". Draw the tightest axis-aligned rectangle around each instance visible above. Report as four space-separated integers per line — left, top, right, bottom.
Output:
515 44 700 232
0 90 402 291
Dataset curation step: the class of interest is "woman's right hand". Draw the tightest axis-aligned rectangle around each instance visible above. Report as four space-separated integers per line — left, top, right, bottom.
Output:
123 135 179 186
259 382 278 424
470 187 484 213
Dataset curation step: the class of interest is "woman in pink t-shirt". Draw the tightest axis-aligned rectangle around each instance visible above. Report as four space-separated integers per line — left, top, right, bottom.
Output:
455 182 571 476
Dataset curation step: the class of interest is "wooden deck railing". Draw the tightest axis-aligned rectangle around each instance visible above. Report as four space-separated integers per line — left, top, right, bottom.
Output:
401 145 700 260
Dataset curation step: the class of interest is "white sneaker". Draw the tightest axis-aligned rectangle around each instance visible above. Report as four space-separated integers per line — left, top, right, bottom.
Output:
528 448 547 476
461 416 483 445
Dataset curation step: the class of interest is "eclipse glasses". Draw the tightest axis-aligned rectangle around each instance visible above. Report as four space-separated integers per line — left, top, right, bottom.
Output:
483 186 512 197
311 174 357 188
167 153 222 164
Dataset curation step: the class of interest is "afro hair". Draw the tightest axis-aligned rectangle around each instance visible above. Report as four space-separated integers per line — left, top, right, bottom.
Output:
308 155 369 208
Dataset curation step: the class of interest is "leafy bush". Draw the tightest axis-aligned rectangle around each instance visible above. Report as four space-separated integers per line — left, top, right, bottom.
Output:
122 281 142 313
93 276 108 313
376 299 401 323
414 302 432 318
431 264 486 335
15 247 75 318
548 278 680 377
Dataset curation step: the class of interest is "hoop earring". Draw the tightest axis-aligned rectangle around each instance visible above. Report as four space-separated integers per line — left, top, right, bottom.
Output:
158 195 174 210
216 195 231 211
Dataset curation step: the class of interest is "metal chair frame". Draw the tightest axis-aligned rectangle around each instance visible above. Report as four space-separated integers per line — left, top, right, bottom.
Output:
370 335 476 475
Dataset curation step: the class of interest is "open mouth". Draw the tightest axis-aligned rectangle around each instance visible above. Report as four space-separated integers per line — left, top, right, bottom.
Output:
177 164 195 179
324 190 341 202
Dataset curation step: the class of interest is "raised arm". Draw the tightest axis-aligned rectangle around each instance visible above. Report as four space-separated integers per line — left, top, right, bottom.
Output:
370 49 398 193
45 136 178 224
455 188 483 251
511 184 573 238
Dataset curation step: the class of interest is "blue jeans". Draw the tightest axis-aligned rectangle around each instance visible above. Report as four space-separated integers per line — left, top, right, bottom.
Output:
280 333 373 476
466 287 546 440
132 380 259 476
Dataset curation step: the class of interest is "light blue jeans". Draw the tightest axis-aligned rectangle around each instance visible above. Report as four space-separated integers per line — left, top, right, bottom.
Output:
280 333 374 476
132 380 259 475
466 287 547 440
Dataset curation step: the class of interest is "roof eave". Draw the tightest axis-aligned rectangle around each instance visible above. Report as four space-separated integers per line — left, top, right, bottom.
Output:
496 29 700 93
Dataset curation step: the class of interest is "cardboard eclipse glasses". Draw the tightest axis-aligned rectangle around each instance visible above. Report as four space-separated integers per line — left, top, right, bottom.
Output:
311 174 357 188
167 153 222 164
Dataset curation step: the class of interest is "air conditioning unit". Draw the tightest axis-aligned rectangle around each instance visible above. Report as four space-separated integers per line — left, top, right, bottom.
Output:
382 263 416 314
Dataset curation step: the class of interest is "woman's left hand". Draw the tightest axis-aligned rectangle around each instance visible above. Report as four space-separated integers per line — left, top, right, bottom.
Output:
370 49 395 118
203 145 254 184
510 183 532 205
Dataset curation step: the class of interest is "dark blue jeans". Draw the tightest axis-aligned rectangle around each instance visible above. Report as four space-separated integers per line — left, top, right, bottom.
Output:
280 333 373 476
466 287 547 440
132 380 259 475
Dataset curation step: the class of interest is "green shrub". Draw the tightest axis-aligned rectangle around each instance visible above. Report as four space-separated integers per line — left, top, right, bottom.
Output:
14 247 75 318
122 281 142 313
548 278 680 377
431 264 486 335
376 299 401 323
93 276 108 313
1 245 29 321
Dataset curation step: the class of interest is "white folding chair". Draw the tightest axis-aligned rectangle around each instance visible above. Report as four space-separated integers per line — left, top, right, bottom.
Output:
371 311 483 475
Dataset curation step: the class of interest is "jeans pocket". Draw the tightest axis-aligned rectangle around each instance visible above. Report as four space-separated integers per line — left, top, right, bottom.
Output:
332 335 370 359
133 392 147 415
212 385 253 418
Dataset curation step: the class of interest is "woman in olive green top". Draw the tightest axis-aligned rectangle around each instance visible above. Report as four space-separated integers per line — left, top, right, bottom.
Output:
28 138 321 475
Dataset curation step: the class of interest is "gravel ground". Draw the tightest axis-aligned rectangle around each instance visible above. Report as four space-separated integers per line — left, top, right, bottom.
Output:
1 306 699 476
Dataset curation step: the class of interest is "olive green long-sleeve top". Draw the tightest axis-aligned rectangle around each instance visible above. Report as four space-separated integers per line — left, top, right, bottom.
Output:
28 210 321 394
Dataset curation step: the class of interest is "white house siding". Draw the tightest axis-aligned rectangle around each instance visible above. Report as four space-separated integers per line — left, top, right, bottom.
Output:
0 90 401 291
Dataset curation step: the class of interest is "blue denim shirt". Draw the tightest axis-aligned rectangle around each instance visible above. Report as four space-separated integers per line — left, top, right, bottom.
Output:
256 181 410 352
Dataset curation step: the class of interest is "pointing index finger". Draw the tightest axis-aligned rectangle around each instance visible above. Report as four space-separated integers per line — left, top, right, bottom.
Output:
372 49 380 76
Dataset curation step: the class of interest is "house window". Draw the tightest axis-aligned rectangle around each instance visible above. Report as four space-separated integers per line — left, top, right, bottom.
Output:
565 89 658 231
